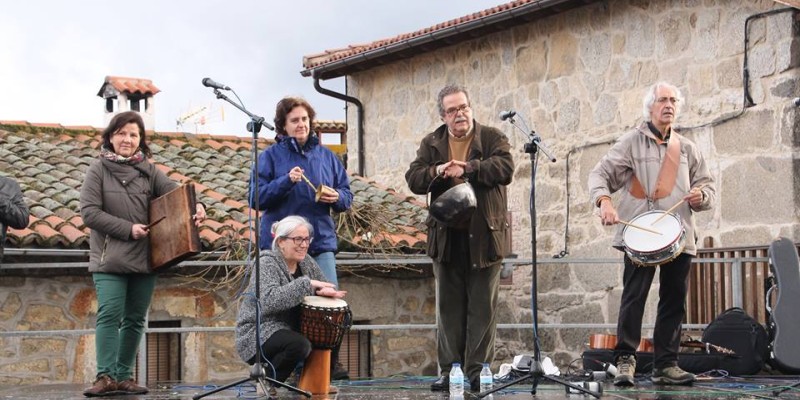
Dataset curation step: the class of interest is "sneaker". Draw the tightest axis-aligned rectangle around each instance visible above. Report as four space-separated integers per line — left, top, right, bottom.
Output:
331 362 350 380
651 366 695 385
83 374 118 397
117 378 149 394
613 355 636 387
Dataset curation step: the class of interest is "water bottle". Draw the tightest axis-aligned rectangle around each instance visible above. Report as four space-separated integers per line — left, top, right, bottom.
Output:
480 363 493 392
449 363 464 395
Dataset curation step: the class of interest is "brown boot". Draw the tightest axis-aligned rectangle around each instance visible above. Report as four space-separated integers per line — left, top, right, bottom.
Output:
117 378 149 394
83 374 118 397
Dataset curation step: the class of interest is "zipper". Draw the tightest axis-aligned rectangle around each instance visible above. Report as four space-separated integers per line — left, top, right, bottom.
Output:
100 235 109 264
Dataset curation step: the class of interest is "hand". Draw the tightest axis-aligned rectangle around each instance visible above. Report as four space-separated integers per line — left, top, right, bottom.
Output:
309 279 336 292
684 188 704 208
317 188 339 204
598 198 619 226
131 224 149 240
288 166 304 183
316 287 347 299
436 160 467 179
193 204 206 227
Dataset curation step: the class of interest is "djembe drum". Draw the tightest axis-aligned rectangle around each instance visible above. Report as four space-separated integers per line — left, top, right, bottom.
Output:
297 296 352 395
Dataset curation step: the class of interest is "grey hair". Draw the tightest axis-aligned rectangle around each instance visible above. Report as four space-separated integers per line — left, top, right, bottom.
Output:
270 215 314 252
642 81 684 120
437 84 471 117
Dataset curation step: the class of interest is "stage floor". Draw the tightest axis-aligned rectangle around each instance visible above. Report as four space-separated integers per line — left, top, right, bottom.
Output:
2 375 800 399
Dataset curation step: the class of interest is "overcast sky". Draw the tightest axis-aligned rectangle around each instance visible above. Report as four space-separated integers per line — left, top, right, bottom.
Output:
0 0 504 138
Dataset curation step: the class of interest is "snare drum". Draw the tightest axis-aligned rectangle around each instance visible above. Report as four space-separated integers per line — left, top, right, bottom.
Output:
298 296 352 395
622 210 686 267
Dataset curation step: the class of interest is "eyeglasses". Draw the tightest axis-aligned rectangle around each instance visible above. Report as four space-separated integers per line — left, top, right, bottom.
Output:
284 236 312 246
656 97 680 104
444 104 471 117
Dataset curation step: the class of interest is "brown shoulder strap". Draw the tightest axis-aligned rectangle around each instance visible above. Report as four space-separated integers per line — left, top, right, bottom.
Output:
629 135 681 200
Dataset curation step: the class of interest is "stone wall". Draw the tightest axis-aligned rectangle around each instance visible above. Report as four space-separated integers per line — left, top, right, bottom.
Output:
343 0 800 367
0 271 451 383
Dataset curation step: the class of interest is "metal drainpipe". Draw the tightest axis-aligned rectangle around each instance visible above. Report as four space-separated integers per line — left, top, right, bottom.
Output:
312 77 365 177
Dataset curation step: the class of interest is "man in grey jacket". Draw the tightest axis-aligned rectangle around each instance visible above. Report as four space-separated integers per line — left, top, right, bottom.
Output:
588 82 715 387
0 175 30 264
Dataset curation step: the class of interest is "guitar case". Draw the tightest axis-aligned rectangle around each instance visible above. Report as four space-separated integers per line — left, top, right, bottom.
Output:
766 237 800 373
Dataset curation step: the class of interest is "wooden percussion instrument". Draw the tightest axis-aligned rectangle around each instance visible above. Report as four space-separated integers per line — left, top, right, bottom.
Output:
588 333 653 352
149 184 201 270
297 296 352 395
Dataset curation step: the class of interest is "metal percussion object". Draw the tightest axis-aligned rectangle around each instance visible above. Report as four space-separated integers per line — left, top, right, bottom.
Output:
429 181 477 226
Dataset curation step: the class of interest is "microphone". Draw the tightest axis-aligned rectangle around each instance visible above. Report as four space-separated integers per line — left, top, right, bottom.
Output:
793 97 800 107
202 77 231 91
499 110 516 121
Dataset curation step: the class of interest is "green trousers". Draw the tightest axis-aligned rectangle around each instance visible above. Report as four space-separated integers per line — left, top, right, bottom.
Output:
92 272 156 381
434 230 501 383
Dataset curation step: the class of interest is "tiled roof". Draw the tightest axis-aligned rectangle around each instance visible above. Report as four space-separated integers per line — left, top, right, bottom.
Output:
98 76 161 96
301 0 568 79
0 121 426 255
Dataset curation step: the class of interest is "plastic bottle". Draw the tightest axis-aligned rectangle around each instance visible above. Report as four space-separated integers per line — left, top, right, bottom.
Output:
449 363 464 395
480 363 493 392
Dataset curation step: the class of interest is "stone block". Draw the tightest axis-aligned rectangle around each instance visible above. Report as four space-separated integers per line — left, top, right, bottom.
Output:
719 226 775 247
21 338 66 356
714 109 775 155
0 292 21 322
573 263 618 292
721 157 796 224
18 304 72 331
386 336 429 352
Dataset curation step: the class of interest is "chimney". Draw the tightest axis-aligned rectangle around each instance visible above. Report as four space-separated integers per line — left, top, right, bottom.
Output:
97 76 160 130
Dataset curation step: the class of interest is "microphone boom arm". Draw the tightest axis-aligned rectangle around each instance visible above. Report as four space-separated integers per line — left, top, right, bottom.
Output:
211 89 275 132
506 116 556 162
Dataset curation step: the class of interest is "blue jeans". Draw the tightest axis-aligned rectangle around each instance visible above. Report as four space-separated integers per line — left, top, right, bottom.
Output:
92 273 157 381
313 252 338 288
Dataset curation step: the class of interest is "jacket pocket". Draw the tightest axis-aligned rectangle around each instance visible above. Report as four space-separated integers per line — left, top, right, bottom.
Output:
486 215 508 262
426 216 443 261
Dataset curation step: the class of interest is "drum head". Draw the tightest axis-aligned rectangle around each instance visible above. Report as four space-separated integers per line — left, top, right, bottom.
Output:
303 295 348 308
623 211 682 252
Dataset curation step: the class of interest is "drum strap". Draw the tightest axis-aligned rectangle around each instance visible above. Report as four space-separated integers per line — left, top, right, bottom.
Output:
630 135 681 201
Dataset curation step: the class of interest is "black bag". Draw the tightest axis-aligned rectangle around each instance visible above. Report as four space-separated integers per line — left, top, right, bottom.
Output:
701 307 769 375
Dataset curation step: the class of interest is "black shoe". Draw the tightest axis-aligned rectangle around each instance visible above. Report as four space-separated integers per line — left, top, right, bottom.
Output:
331 362 350 380
430 375 449 391
469 378 480 392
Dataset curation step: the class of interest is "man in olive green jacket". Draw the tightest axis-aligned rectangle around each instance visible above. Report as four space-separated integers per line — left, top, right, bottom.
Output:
405 84 514 392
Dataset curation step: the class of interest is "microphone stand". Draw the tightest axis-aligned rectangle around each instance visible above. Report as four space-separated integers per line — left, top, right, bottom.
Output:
477 114 599 399
193 89 311 399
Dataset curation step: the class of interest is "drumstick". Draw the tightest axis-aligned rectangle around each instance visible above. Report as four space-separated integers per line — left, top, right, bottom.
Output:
144 216 165 230
650 199 685 225
300 173 317 191
651 184 709 225
618 219 662 235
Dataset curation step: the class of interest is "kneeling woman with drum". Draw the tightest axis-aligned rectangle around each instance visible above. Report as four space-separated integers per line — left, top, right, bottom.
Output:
235 216 346 387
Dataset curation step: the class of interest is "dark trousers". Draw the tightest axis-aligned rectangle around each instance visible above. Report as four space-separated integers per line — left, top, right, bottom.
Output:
249 329 312 382
614 253 692 369
434 230 501 383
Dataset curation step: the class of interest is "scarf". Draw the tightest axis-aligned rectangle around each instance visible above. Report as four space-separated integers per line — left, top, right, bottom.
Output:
100 145 145 165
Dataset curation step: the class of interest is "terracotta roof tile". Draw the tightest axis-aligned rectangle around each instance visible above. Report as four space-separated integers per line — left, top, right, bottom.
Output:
1 121 427 253
101 76 161 95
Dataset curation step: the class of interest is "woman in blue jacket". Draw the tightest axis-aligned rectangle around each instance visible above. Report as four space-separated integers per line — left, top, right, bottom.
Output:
251 96 352 289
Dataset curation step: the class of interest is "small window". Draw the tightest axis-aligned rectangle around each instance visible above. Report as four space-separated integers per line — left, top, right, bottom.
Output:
134 320 181 385
337 327 370 378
